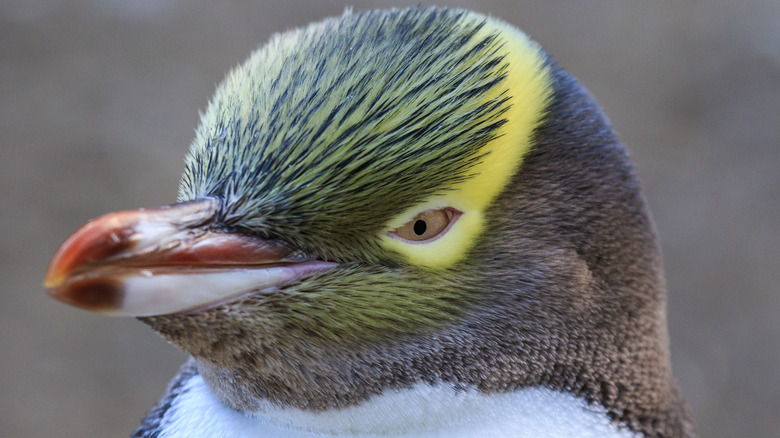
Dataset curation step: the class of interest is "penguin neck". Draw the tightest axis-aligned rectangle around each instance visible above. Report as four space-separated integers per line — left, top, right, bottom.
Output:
163 370 638 438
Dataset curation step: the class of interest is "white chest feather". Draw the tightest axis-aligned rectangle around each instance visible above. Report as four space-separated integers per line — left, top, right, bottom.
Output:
156 374 637 438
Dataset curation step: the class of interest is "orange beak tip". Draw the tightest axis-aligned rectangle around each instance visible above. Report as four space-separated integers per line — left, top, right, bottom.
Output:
44 261 66 290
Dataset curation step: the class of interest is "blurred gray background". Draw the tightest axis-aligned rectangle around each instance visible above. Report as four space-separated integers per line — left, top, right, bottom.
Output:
1 0 778 436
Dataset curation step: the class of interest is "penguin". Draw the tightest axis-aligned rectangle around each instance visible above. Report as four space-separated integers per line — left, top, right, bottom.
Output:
45 7 695 438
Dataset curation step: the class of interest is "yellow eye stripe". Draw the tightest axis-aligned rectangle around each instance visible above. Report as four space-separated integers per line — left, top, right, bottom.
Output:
380 17 553 268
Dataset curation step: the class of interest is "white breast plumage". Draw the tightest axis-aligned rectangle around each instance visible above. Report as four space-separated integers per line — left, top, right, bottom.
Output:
155 373 637 438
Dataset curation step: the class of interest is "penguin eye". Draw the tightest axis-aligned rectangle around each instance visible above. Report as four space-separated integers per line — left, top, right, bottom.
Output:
390 208 459 243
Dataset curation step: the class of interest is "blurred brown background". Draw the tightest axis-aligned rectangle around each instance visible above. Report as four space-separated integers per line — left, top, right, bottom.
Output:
1 0 778 436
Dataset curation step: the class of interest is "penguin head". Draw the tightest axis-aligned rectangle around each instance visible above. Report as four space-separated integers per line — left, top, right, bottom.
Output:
45 7 689 435
165 7 553 344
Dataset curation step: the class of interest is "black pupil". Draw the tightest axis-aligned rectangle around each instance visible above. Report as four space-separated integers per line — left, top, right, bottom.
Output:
413 220 427 236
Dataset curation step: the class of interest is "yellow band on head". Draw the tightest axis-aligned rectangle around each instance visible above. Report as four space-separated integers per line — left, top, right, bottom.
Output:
380 17 553 268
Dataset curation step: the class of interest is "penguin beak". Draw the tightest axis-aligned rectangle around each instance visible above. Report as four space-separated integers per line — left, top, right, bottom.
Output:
45 198 337 317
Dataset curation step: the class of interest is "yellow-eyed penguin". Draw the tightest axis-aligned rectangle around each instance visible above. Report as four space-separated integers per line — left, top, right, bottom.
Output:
45 7 695 438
